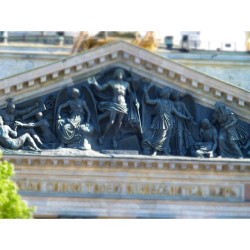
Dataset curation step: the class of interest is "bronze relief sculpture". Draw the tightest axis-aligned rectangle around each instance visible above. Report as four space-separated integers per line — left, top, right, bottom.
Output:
55 87 97 150
212 102 248 158
88 68 140 148
0 67 249 158
0 116 41 151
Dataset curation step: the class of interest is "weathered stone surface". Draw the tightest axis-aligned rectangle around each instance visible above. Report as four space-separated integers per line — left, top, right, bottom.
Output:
24 196 250 218
4 153 250 218
101 150 139 155
245 184 250 201
1 41 250 218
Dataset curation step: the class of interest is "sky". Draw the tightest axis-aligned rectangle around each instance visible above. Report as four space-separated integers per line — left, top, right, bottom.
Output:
1 1 248 33
1 0 249 51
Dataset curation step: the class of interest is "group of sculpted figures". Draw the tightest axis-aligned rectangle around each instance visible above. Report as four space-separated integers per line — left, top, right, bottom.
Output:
0 67 250 159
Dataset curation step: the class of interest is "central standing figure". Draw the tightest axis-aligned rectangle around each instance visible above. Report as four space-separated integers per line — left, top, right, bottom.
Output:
88 68 139 148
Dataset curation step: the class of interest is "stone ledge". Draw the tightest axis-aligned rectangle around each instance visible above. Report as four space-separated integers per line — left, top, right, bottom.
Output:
6 151 250 218
4 153 250 173
23 196 250 218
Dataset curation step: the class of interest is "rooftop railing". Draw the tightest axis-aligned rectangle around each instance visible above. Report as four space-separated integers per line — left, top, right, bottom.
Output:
0 32 75 45
161 39 248 52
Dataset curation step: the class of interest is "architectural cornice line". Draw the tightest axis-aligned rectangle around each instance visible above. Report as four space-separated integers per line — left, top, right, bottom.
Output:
4 154 250 173
0 41 249 120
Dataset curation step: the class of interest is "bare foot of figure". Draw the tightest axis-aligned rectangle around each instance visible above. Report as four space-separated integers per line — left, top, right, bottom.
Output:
151 150 157 156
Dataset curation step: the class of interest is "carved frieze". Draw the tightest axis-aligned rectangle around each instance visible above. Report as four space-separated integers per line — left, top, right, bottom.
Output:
16 179 243 202
2 41 250 218
0 65 249 158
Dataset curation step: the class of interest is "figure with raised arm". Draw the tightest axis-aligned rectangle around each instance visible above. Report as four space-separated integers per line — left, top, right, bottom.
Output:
142 85 192 156
0 98 39 130
88 68 139 148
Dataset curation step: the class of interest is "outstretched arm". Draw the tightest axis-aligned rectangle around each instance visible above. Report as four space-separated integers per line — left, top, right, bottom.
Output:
88 77 110 91
143 85 157 106
15 120 44 129
15 121 34 128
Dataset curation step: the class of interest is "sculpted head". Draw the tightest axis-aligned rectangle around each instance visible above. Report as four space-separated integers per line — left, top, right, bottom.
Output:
113 68 125 80
159 87 171 99
6 102 15 114
36 112 43 120
6 98 16 114
71 88 80 99
201 118 211 129
215 102 225 112
170 90 180 101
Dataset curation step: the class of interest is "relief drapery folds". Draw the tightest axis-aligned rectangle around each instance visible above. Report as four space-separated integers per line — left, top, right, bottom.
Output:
0 67 249 158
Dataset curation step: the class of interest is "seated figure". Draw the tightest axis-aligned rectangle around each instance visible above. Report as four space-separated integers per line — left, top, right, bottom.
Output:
193 119 218 158
56 88 93 149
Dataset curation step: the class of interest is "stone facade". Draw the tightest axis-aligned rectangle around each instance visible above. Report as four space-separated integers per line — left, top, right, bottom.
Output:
0 44 70 79
159 50 250 91
5 154 250 218
1 41 250 218
0 41 249 122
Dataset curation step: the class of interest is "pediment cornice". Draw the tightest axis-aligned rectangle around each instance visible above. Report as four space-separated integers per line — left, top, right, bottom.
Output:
0 41 249 121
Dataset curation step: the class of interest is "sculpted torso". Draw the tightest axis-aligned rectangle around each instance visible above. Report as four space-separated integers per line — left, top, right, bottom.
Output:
111 81 129 105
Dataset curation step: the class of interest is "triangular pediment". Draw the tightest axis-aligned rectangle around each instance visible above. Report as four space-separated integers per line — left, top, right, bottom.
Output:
2 40 250 219
0 40 249 122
